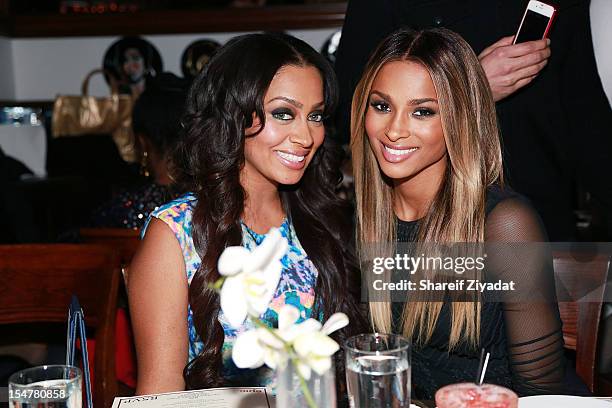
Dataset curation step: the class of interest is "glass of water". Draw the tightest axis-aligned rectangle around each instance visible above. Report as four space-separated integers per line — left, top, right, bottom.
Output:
345 333 411 408
8 365 82 408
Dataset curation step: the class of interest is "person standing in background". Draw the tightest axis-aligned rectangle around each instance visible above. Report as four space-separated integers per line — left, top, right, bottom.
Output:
590 0 612 384
335 0 612 241
0 147 40 243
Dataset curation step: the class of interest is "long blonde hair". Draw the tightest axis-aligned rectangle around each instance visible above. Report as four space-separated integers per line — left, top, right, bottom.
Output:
351 28 503 348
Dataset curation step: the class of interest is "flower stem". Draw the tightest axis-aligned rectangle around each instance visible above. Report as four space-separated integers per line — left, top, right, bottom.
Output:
250 317 317 408
292 358 318 408
207 277 226 291
251 316 288 348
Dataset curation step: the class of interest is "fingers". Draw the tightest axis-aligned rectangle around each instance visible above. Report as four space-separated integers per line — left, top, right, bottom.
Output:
508 46 551 71
480 37 549 62
480 36 552 101
511 75 538 93
479 36 515 59
489 57 547 101
513 59 548 82
498 38 550 59
491 74 538 102
516 60 548 82
500 60 547 92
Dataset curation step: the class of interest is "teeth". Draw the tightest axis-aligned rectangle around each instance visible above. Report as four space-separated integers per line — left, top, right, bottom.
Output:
277 151 305 163
384 145 418 156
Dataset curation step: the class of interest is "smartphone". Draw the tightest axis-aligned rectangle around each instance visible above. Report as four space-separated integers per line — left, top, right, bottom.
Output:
513 0 557 44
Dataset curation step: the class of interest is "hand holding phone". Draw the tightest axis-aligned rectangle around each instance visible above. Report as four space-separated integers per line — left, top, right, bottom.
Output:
479 35 551 101
514 0 557 44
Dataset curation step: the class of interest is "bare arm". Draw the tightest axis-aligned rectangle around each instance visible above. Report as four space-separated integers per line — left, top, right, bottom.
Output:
128 218 189 394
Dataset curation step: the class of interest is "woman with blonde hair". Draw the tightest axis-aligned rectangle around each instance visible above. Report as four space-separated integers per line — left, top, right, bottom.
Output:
351 28 566 399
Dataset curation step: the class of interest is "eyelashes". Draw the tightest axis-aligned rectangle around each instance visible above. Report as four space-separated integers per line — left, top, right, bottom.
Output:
271 108 293 121
413 108 436 117
370 100 391 113
307 112 324 122
270 108 325 123
369 99 437 118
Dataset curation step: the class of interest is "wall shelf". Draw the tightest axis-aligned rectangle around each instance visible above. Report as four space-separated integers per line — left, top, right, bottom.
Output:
0 3 346 38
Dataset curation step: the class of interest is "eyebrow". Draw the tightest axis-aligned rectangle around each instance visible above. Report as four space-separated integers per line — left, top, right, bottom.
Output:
267 96 325 110
370 90 438 105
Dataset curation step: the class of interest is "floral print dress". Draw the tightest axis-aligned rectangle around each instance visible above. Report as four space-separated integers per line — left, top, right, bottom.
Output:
142 193 319 387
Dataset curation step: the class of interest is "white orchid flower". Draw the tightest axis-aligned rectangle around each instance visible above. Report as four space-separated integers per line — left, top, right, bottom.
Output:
232 304 301 370
231 304 349 380
259 305 323 370
218 227 288 328
231 328 267 369
292 311 349 380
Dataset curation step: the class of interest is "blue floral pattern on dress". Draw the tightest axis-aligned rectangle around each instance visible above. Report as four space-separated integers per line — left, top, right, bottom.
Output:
142 193 319 388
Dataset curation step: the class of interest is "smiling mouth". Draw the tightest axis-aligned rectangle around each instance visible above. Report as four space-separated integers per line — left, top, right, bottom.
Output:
276 151 306 163
383 144 419 156
274 150 309 170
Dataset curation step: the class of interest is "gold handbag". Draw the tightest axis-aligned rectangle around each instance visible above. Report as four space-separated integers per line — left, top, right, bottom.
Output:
52 69 136 163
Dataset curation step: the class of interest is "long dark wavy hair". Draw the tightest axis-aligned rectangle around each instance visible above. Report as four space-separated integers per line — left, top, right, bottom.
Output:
171 33 365 390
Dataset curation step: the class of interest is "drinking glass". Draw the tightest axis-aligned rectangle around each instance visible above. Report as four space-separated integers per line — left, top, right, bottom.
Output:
8 365 82 408
276 359 336 408
435 383 518 408
344 333 411 408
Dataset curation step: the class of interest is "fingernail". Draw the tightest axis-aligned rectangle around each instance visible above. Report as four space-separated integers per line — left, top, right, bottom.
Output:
546 39 551 46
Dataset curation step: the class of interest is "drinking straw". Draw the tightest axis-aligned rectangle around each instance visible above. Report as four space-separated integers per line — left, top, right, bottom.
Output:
478 352 491 386
475 348 485 384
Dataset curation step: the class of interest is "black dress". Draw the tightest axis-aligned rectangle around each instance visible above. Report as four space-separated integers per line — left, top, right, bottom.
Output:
90 182 172 230
392 185 566 400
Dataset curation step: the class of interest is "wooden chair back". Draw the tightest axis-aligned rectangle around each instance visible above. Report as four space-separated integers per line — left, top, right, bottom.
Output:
554 250 611 393
80 228 140 284
80 228 140 265
0 244 121 408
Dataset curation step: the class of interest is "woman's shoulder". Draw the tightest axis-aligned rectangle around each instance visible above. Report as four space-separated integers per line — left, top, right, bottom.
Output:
151 192 197 220
142 192 201 277
484 184 547 241
142 192 198 238
485 184 524 215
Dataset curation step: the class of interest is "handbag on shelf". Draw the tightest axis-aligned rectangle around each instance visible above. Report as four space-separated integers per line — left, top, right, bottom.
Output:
52 69 136 163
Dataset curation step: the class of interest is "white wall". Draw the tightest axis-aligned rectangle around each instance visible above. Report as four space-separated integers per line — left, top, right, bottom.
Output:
5 28 338 101
590 0 612 107
0 37 15 99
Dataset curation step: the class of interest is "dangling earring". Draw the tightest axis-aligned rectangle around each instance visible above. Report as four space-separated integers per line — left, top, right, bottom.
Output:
140 150 150 178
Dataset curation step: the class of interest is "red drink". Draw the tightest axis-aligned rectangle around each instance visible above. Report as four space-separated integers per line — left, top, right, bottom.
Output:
435 383 518 408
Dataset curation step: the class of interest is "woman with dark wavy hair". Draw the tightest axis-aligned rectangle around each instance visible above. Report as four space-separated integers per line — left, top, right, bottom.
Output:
128 33 364 394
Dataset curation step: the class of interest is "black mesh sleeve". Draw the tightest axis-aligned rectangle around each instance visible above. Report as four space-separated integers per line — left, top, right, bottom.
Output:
485 197 566 395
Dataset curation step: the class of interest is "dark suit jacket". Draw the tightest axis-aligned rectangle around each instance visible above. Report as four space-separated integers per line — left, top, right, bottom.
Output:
334 0 612 240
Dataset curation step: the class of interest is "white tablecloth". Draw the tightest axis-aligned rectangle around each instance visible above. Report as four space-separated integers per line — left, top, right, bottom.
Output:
519 395 612 407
